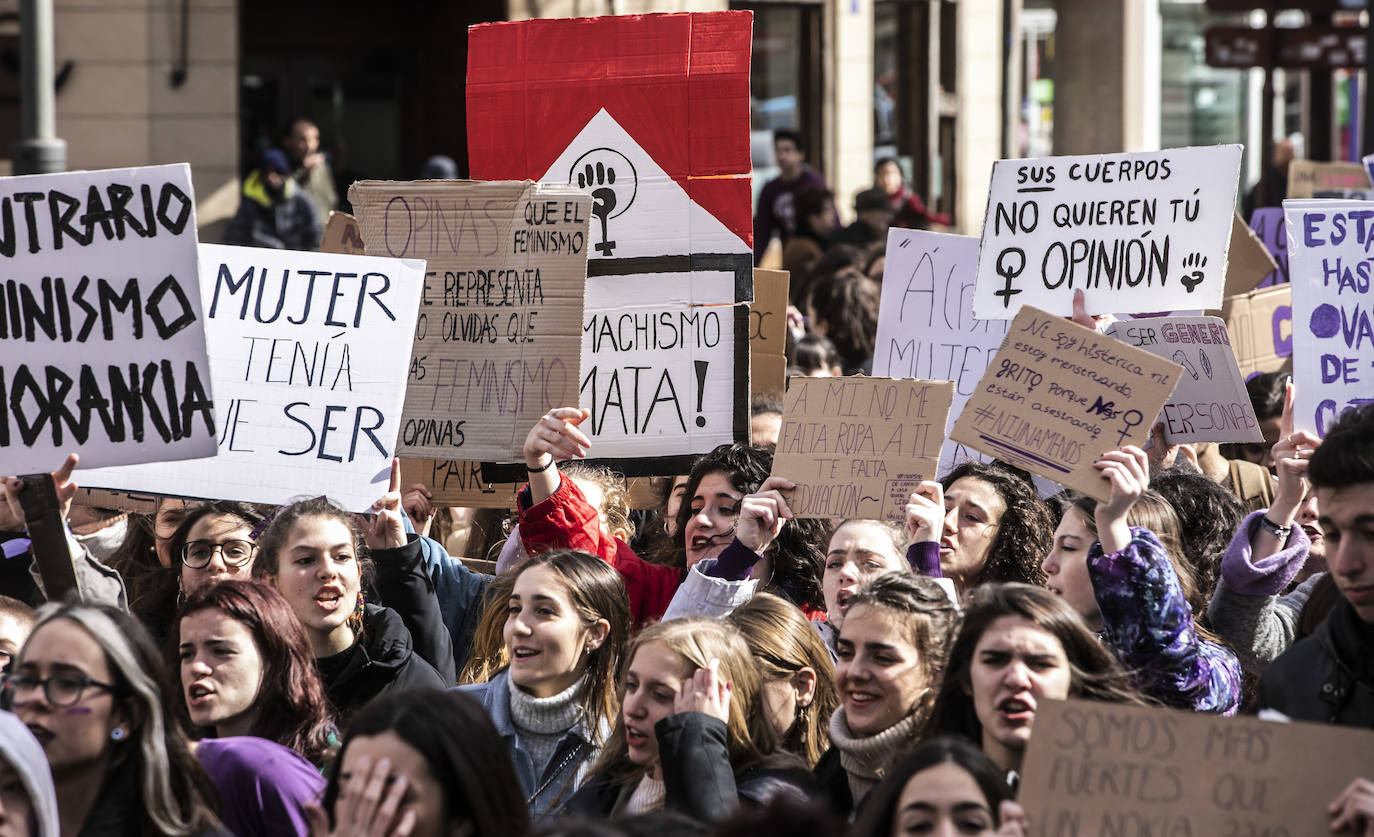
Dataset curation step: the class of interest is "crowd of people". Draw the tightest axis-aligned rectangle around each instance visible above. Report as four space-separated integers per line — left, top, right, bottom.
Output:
1 126 1372 837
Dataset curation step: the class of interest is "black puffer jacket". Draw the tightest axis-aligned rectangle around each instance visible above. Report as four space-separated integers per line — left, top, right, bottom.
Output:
1257 598 1374 727
563 713 813 822
316 602 446 724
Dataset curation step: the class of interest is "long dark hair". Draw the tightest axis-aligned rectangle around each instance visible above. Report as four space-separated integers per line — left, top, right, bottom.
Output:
940 462 1052 588
806 267 879 372
503 550 630 740
322 689 530 837
929 583 1146 745
670 443 829 612
850 735 1015 837
172 579 337 766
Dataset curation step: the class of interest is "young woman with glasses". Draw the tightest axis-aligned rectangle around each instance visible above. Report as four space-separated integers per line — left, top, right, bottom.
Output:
167 502 266 600
3 602 227 837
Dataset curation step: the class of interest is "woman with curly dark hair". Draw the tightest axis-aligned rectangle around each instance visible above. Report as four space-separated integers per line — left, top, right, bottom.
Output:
937 462 1053 593
664 443 831 617
805 267 880 374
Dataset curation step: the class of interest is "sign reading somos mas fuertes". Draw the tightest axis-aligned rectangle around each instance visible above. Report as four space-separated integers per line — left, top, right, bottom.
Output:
83 244 425 511
0 163 216 474
973 146 1243 320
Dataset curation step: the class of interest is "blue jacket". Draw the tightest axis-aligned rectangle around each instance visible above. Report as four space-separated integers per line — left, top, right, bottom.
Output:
457 670 601 820
400 516 495 675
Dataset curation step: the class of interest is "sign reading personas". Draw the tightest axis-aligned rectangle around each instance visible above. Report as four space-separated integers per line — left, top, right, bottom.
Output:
348 180 591 463
873 230 1008 477
82 244 424 511
972 146 1243 320
1283 199 1374 435
1223 284 1292 379
467 11 754 475
950 305 1182 502
0 163 215 473
1020 699 1374 837
771 377 953 521
1105 316 1262 444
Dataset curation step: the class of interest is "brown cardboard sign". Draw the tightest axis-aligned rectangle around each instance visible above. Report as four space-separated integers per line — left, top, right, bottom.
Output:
1223 284 1293 379
320 211 367 256
72 487 160 515
348 180 592 463
1223 212 1278 298
1287 159 1371 199
1020 698 1374 837
771 376 954 520
750 269 790 400
399 459 519 510
950 306 1182 501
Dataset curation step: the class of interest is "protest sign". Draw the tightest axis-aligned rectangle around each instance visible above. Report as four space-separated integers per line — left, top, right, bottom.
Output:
1287 159 1370 199
972 146 1243 320
321 211 366 256
750 269 789 400
1105 316 1262 443
467 11 754 475
950 305 1182 501
399 458 519 509
1020 698 1374 837
1223 284 1292 379
873 229 1008 477
771 376 953 520
348 179 591 463
1247 208 1289 287
0 163 216 474
1224 212 1278 297
71 487 158 515
1283 199 1374 435
82 244 424 511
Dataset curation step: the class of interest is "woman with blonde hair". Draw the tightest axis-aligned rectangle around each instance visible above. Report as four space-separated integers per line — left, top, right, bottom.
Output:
726 593 838 768
563 618 812 822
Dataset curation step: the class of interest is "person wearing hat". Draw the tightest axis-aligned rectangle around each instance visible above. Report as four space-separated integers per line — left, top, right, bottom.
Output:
224 148 324 251
827 187 894 250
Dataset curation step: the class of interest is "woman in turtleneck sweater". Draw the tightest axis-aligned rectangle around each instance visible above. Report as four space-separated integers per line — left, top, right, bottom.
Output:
460 549 629 821
814 572 960 820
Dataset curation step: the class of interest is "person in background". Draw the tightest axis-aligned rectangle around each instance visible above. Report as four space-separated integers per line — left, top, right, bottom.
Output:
281 118 337 221
1225 371 1286 470
0 709 59 837
805 268 879 375
850 736 1026 837
826 188 892 251
0 597 34 675
224 148 323 251
422 155 459 179
791 334 842 379
874 157 950 230
780 187 836 282
754 129 829 266
748 396 783 448
167 503 265 600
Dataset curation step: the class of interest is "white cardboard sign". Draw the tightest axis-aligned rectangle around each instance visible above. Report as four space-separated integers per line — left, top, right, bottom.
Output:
0 163 216 473
1283 199 1374 435
1105 316 1263 443
82 244 425 510
973 146 1243 320
873 229 1008 477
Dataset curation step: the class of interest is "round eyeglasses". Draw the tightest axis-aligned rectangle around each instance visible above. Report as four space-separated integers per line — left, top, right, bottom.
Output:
181 539 257 569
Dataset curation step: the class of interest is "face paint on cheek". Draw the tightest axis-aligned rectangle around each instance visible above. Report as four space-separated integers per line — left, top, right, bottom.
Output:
63 706 93 716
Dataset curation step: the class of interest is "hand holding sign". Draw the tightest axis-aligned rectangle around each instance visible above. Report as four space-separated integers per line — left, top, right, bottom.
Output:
1328 777 1374 836
1093 446 1149 556
903 481 946 543
1268 380 1321 527
736 476 795 554
365 459 408 551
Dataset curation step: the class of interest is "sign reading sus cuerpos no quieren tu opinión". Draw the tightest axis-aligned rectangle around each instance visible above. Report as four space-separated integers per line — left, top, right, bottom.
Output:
873 230 1008 478
771 376 953 521
1283 199 1374 436
1105 316 1262 444
0 163 216 473
348 180 591 463
950 306 1182 502
1019 698 1374 837
973 146 1243 320
82 244 424 511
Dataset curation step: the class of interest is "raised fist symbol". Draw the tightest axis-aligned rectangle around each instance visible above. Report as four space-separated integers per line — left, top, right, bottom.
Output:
568 147 637 258
578 162 618 255
1180 253 1207 293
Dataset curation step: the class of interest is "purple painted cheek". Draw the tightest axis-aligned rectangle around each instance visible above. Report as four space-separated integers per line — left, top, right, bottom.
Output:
63 706 93 716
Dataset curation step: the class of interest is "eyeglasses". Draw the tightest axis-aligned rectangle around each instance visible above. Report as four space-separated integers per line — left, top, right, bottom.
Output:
2 671 119 707
181 539 257 569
